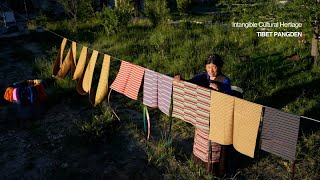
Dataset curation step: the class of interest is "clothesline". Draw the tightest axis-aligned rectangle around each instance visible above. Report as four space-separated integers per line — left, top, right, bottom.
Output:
1 2 320 124
300 116 320 123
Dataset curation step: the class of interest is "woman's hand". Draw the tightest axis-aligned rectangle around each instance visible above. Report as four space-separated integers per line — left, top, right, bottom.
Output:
174 75 181 82
210 83 219 90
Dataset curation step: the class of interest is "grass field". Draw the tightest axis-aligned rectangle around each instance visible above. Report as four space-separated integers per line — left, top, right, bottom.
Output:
28 6 320 179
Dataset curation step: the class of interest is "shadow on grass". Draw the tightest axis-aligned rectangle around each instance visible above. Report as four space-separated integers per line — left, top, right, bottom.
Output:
257 78 320 108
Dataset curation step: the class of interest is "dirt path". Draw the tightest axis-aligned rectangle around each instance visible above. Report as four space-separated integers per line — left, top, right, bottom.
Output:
0 36 160 179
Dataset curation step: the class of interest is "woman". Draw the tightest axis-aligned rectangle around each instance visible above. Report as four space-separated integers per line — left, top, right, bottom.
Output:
174 54 232 175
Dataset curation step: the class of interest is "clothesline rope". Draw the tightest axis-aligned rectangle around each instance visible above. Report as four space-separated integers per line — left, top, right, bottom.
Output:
1 2 320 124
300 116 320 123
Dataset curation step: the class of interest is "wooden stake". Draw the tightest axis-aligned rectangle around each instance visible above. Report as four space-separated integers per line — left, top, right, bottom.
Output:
291 160 296 180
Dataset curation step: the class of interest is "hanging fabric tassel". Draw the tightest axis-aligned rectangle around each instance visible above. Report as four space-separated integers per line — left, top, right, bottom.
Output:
107 89 121 121
145 106 151 140
143 105 147 137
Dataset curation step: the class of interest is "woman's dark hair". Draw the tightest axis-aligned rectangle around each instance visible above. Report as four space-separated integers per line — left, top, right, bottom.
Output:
205 54 224 68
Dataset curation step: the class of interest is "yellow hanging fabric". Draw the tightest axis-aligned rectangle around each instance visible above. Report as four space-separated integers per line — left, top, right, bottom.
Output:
89 54 111 106
73 46 88 95
82 50 99 94
209 90 235 145
233 98 262 158
53 41 77 79
53 38 67 76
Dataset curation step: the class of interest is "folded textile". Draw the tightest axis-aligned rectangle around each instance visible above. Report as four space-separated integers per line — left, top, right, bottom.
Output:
233 98 262 158
34 82 47 103
19 87 29 105
12 88 18 102
261 107 300 161
4 87 14 102
110 61 145 100
209 90 235 145
26 86 36 103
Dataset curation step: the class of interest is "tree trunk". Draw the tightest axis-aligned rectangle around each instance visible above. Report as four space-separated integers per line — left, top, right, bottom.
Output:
311 24 319 66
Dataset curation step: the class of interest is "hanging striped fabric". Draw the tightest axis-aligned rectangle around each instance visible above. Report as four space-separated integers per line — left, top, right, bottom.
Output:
110 61 131 94
172 81 211 131
143 70 173 115
158 74 173 116
261 107 300 161
193 128 221 163
143 69 158 108
195 87 211 133
110 61 145 100
233 98 262 158
124 65 145 100
172 81 187 122
184 82 198 125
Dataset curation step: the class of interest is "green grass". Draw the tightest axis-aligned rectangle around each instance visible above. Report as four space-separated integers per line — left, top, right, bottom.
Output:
75 107 119 144
30 12 320 178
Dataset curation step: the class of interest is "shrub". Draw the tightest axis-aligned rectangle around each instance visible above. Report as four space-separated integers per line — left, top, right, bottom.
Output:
145 0 170 26
176 0 191 14
97 6 131 34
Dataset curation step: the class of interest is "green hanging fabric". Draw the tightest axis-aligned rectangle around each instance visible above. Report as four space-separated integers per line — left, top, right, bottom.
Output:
143 105 147 135
166 94 174 145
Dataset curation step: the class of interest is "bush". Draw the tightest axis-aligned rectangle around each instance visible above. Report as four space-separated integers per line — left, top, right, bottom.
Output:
57 0 95 21
145 0 170 26
176 0 191 14
97 6 131 34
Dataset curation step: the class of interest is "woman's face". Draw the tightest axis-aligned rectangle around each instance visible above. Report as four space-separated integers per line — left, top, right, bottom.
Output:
206 63 219 77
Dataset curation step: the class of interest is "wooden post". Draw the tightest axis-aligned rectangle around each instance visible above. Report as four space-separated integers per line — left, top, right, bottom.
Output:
256 107 265 177
291 160 296 180
207 140 212 172
311 21 319 66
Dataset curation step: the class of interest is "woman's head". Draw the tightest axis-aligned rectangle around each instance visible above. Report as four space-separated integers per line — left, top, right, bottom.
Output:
205 54 224 77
